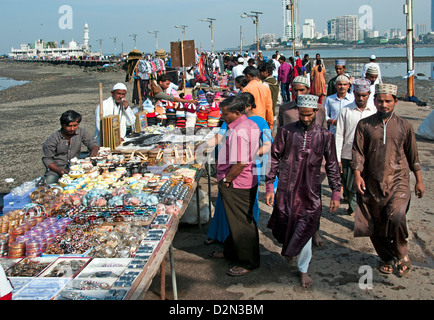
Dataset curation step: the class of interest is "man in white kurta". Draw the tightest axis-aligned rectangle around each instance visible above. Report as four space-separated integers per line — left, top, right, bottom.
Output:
94 83 136 145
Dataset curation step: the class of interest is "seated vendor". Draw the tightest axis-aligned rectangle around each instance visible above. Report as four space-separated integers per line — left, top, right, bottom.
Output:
42 110 99 184
150 74 198 105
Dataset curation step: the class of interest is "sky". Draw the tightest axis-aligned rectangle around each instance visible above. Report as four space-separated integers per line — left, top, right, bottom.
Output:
1 0 431 55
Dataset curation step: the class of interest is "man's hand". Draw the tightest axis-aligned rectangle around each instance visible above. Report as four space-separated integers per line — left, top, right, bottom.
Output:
415 181 425 198
121 98 129 109
354 170 365 195
338 162 343 174
265 193 275 207
329 200 340 213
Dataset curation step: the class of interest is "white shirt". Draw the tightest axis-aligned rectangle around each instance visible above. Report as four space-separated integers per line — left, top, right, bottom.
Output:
324 92 355 134
232 64 246 80
362 62 382 83
272 59 280 78
335 101 377 162
94 96 136 145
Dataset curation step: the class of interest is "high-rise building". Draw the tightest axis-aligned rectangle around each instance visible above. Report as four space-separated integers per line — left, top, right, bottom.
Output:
302 19 316 39
415 24 427 37
328 15 358 42
282 0 300 41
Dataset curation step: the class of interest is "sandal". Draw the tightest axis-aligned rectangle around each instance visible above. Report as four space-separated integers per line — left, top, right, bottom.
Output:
204 239 217 245
209 251 225 259
226 266 252 277
379 260 394 274
397 258 413 278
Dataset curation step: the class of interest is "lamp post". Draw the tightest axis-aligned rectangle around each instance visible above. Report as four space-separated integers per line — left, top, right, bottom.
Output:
148 31 159 52
285 2 295 58
241 11 262 53
200 18 215 53
109 36 117 58
129 34 138 49
404 0 415 98
174 25 188 40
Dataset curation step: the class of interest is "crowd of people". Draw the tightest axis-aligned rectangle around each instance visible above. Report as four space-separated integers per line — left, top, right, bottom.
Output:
1 49 421 299
200 50 425 288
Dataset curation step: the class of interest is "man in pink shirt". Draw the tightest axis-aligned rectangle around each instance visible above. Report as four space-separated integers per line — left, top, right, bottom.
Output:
212 96 261 276
278 56 294 103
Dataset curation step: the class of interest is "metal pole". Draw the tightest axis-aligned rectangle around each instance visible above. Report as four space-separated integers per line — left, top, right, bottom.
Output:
210 20 215 53
404 0 414 97
240 25 243 55
256 15 259 53
291 1 295 58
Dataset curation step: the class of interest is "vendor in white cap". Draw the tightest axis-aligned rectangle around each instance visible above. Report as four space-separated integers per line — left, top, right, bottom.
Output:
362 54 382 84
94 82 136 144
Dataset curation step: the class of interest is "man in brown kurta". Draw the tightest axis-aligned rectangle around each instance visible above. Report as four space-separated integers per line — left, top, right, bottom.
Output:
351 83 425 277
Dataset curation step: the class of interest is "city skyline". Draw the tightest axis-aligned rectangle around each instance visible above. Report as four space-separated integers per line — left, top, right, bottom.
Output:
1 0 431 55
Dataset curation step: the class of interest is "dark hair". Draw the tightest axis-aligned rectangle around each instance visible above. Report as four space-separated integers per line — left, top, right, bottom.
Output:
157 73 172 83
220 96 246 114
60 110 82 125
247 58 255 65
279 56 286 62
235 75 248 88
238 92 256 109
242 66 260 78
258 61 274 75
316 59 322 72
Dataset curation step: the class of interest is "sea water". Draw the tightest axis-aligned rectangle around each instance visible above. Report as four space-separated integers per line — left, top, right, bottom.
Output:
0 77 30 91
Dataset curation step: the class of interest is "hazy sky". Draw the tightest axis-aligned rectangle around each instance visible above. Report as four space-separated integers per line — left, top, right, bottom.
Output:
1 0 431 55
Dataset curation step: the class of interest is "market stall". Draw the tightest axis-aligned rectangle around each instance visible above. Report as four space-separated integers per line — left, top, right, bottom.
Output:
0 125 217 300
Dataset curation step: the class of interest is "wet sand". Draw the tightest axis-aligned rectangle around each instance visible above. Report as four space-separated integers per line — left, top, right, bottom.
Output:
0 59 432 301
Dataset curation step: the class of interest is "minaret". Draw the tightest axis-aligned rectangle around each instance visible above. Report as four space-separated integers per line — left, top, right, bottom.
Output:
83 23 89 52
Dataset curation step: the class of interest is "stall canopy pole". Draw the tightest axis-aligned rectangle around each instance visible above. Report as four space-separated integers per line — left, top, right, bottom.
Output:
98 82 104 145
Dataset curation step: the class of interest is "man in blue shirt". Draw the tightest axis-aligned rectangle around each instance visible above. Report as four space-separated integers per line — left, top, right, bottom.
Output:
324 75 354 135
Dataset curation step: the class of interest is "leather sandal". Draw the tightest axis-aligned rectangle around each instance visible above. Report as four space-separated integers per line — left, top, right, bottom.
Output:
379 260 394 274
397 258 412 278
209 251 225 259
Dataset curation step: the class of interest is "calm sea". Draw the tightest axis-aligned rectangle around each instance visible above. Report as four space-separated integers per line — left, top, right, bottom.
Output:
0 77 29 91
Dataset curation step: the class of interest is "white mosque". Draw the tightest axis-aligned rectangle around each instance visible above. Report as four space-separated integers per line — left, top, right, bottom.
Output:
9 23 99 59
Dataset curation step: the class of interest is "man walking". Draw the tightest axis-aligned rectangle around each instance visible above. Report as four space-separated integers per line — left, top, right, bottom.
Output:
265 94 341 288
335 78 376 215
351 83 425 277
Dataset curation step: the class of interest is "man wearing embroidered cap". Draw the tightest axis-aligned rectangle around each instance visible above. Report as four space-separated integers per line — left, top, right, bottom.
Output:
265 94 341 288
94 82 136 144
362 54 382 84
335 78 376 215
277 75 326 129
351 83 425 278
327 59 352 96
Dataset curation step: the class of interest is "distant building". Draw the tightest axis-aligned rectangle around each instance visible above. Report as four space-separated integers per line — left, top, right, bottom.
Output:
385 28 402 39
282 0 300 41
302 19 316 39
415 24 427 37
9 23 97 59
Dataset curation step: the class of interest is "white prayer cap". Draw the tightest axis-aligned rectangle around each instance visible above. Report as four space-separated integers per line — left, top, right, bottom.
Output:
112 83 128 91
370 54 376 60
292 76 310 88
375 83 398 96
366 65 379 75
336 75 350 83
237 57 244 63
297 94 319 109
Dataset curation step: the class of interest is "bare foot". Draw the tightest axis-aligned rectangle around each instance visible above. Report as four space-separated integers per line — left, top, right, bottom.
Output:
313 231 323 247
300 272 313 288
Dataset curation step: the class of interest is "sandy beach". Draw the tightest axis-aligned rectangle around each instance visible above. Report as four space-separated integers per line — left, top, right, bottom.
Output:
0 59 432 301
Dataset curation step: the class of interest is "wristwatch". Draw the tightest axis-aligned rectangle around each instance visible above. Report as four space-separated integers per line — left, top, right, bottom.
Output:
223 178 230 184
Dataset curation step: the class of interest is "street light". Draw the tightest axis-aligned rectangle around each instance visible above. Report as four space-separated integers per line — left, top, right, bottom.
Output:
174 25 188 40
129 34 138 49
109 36 117 58
241 11 262 53
286 2 296 58
200 18 215 53
148 31 159 52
